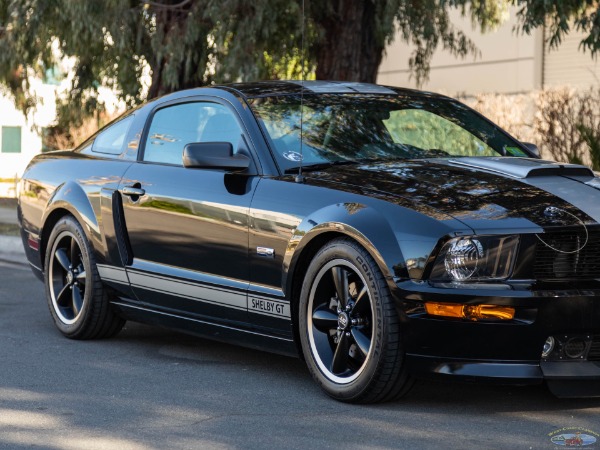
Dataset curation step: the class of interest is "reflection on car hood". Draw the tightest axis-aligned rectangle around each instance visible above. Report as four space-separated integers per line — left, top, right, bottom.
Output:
309 157 600 232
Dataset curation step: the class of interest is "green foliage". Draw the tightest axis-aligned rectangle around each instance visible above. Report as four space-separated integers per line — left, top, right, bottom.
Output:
0 2 186 121
1 0 599 133
207 0 309 81
514 0 600 56
0 0 311 128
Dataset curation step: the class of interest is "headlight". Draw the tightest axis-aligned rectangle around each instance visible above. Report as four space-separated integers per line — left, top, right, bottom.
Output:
429 235 519 282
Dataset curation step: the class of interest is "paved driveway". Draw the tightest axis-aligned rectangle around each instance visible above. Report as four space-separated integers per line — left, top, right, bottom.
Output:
0 207 17 225
0 262 599 449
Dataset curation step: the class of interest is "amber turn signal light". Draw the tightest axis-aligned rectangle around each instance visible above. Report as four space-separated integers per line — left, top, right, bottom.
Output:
425 302 515 321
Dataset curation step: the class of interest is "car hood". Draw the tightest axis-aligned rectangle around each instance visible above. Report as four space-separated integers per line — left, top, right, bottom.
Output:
309 157 600 232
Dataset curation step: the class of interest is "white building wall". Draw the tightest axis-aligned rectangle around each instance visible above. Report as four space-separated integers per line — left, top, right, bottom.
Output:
0 80 58 196
0 64 124 197
0 95 43 178
378 7 541 95
544 30 600 88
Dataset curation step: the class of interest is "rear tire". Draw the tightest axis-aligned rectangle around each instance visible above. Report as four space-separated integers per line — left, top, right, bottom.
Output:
44 215 125 339
299 238 413 403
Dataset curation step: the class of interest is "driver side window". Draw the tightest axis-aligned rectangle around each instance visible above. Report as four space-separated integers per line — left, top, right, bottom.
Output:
143 102 243 165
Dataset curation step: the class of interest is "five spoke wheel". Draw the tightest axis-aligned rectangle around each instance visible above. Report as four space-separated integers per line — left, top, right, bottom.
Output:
45 215 125 339
300 238 412 402
49 231 88 324
307 259 374 384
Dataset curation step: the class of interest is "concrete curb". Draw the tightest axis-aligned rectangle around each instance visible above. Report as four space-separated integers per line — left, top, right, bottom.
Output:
0 235 28 266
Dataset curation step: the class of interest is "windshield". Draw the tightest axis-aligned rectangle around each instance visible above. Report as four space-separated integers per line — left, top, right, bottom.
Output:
249 94 528 172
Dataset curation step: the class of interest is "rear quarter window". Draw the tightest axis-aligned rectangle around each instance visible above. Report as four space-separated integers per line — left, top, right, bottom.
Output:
91 115 134 155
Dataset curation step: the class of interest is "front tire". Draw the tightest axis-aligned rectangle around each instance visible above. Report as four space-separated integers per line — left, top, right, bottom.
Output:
299 238 413 403
44 215 125 339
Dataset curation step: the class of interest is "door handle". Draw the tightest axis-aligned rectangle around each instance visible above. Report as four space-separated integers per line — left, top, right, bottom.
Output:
121 186 145 197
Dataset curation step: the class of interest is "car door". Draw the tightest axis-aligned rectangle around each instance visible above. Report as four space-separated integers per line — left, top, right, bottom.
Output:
119 98 259 325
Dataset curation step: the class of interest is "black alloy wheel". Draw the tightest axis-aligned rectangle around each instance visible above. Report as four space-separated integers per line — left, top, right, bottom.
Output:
307 259 374 384
49 230 87 324
44 215 125 339
299 238 413 403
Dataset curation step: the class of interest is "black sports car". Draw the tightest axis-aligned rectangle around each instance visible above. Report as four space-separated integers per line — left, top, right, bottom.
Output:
18 81 600 402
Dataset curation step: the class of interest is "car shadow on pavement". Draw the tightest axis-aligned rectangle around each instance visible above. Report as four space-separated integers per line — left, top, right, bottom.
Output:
113 321 600 413
2 318 599 450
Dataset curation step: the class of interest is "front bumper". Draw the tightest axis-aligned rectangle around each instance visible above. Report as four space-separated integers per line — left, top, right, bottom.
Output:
406 355 600 397
406 355 543 384
397 280 600 397
543 361 600 398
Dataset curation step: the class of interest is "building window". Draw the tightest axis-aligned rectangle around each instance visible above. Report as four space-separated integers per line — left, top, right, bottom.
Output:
1 126 22 153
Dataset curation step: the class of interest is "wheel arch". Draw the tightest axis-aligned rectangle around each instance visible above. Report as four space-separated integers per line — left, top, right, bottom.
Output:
284 204 409 298
40 181 101 270
284 204 410 354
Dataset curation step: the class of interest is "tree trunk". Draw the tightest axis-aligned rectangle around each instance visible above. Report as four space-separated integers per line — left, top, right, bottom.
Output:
146 3 209 99
314 0 384 83
147 57 165 99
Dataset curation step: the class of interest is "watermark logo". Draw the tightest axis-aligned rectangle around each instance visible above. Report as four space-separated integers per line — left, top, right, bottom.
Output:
549 427 599 447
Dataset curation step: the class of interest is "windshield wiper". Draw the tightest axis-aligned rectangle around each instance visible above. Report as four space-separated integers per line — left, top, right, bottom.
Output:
284 160 359 174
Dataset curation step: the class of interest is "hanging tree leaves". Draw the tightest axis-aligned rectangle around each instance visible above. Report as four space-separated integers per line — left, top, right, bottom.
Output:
0 0 214 127
1 0 600 131
514 0 600 54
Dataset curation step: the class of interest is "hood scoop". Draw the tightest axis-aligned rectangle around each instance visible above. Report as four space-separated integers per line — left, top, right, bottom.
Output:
449 157 594 179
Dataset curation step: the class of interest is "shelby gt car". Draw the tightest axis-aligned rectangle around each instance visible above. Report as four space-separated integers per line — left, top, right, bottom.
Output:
17 81 600 402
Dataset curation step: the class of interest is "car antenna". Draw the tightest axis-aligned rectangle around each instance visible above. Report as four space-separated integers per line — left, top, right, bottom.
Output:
295 0 306 184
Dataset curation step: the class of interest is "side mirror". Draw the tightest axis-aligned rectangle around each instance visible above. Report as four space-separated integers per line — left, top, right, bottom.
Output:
183 142 250 170
521 142 541 159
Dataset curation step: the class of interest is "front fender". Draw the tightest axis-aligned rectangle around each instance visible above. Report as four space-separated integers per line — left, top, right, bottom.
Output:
284 203 407 296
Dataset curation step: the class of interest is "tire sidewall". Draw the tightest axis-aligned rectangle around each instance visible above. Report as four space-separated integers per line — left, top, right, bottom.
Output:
299 240 388 401
44 216 94 336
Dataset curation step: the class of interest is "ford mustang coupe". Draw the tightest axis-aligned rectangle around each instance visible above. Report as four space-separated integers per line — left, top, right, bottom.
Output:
18 81 600 402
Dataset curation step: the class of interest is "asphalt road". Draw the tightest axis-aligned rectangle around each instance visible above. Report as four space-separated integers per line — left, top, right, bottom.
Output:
0 205 17 225
1 262 599 450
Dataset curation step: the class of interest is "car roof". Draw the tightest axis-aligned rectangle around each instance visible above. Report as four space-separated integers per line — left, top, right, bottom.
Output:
215 80 450 100
144 80 453 109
